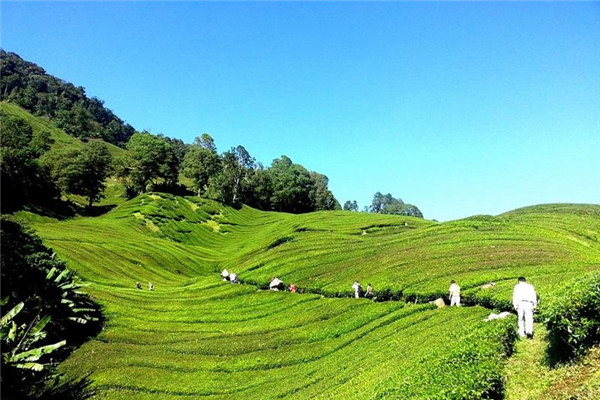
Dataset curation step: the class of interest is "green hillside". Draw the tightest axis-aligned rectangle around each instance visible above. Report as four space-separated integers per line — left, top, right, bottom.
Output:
1 101 128 159
1 101 130 207
27 194 600 399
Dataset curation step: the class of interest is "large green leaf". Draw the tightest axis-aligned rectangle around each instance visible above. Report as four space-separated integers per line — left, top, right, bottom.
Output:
0 302 24 326
30 315 51 336
14 362 44 371
11 340 67 362
45 266 57 280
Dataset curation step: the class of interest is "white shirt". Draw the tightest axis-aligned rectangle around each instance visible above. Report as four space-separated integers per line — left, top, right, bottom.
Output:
449 283 460 297
512 282 537 309
221 269 229 278
230 273 237 282
270 278 282 288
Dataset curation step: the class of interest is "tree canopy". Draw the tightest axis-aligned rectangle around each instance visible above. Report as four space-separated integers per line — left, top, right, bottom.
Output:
0 113 60 212
117 132 180 196
46 141 113 207
369 192 423 218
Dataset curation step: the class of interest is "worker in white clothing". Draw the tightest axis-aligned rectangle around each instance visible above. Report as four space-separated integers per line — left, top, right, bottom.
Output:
269 277 283 291
352 281 363 299
448 280 461 306
512 277 538 339
229 272 238 284
221 269 230 281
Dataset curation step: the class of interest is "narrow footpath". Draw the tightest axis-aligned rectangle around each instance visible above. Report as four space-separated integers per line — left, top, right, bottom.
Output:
504 324 600 400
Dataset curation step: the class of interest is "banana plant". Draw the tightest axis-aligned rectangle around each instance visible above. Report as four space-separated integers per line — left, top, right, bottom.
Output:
46 266 99 325
1 301 66 371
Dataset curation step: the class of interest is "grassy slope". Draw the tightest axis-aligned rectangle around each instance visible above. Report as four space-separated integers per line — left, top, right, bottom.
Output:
29 194 600 399
1 101 129 207
1 102 128 158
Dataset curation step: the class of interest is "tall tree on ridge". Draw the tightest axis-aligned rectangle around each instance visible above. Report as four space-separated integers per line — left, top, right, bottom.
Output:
118 132 179 196
182 135 221 196
212 145 255 206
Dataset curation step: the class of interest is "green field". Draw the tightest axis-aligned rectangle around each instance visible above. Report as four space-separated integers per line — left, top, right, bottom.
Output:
26 194 600 399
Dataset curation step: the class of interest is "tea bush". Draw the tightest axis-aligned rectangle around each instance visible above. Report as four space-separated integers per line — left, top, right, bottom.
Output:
543 271 600 364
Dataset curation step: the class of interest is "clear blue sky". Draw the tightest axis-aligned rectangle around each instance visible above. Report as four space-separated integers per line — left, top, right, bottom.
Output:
2 1 599 221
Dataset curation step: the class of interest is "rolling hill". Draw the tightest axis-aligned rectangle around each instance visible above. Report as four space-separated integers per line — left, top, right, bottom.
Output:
25 194 600 399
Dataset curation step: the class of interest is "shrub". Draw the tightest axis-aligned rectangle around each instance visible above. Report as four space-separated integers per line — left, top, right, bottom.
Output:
543 271 600 364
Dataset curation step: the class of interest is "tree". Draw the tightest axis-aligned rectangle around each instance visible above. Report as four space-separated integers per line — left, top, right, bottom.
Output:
212 145 255 206
368 191 423 218
182 138 221 196
343 200 359 211
245 164 273 210
158 134 189 168
0 114 60 211
194 133 217 152
309 172 340 211
119 132 179 196
268 156 313 213
46 141 113 207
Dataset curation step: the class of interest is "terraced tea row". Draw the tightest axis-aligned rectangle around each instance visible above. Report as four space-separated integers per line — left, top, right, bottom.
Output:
54 277 513 400
50 194 598 307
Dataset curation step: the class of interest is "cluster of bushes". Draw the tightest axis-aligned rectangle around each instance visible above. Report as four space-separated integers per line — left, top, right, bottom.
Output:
1 218 103 399
542 271 600 364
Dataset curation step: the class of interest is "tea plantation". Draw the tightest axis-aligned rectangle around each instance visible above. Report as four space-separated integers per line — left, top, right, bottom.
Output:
27 194 600 399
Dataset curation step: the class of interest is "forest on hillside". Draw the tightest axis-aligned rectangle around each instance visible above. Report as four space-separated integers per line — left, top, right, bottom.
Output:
0 50 422 217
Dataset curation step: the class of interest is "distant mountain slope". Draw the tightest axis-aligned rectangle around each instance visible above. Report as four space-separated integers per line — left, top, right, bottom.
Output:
0 50 135 145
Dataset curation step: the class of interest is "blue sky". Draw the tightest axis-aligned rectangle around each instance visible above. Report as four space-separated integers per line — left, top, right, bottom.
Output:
2 1 599 221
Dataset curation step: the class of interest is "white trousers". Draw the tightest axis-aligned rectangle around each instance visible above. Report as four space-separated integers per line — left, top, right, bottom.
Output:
450 296 460 306
517 302 534 337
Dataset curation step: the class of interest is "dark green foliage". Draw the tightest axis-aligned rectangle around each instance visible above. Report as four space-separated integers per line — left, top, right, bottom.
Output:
118 132 180 196
0 218 101 399
268 155 313 213
157 134 188 167
543 272 600 365
369 191 423 218
212 145 256 206
343 200 359 211
309 172 341 211
0 113 61 212
182 137 221 195
0 50 134 145
45 141 113 207
245 164 274 210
